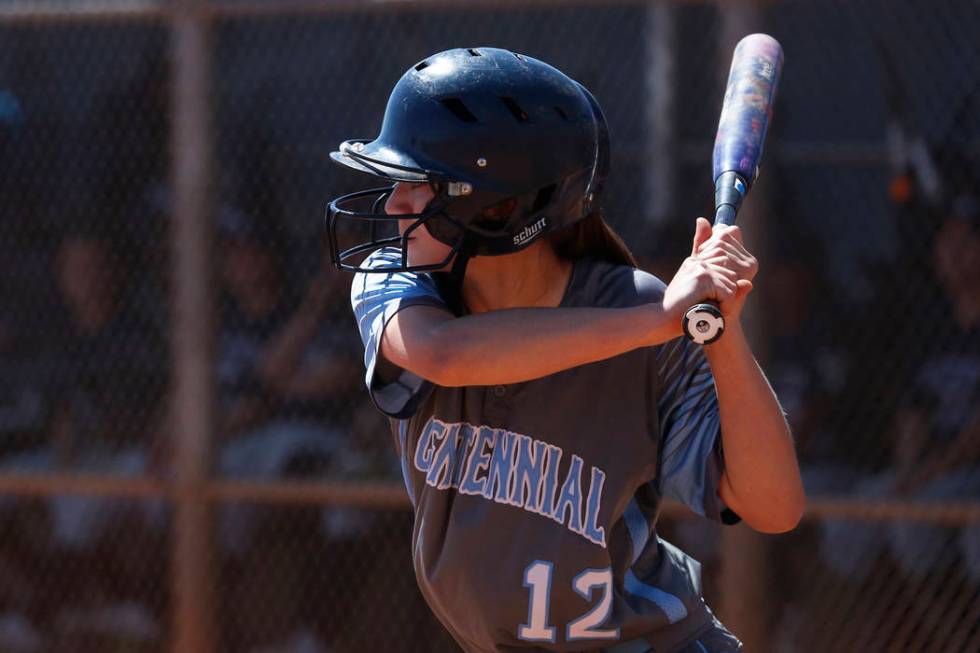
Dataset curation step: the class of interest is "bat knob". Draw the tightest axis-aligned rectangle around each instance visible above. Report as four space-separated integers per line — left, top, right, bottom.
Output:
682 303 725 345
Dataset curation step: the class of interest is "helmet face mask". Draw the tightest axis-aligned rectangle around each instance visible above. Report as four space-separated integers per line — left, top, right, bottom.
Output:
326 47 610 273
326 184 466 273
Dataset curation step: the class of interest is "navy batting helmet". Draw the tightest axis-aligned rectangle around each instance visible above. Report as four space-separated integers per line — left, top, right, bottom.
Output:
326 47 609 273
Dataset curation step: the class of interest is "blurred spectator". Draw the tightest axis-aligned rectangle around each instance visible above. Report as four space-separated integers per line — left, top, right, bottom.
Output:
0 89 49 458
0 226 169 649
819 184 980 585
208 207 374 652
0 227 167 545
212 207 360 475
212 206 368 488
51 230 166 456
886 192 980 582
0 266 50 459
764 256 850 470
0 219 56 651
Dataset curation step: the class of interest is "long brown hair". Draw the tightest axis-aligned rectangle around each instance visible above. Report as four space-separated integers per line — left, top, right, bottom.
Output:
547 209 638 268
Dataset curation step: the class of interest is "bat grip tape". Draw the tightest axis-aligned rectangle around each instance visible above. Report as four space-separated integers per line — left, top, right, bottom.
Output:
713 170 747 226
714 204 737 226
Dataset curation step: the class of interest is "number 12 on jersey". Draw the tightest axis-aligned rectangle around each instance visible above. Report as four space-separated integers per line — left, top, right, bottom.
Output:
519 560 620 643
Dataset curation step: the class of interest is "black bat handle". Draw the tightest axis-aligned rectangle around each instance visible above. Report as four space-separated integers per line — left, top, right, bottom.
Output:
681 171 747 345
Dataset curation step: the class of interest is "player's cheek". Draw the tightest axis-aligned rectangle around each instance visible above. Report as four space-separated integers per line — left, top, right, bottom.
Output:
397 218 414 237
412 184 436 211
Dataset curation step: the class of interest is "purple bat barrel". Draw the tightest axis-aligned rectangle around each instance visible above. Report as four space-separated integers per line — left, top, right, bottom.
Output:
712 33 784 187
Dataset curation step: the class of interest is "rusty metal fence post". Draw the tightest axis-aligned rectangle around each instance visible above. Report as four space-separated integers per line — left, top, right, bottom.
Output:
170 1 217 651
714 1 772 650
646 0 676 229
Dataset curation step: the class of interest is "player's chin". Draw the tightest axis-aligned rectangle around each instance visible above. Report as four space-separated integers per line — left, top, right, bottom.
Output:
407 252 455 273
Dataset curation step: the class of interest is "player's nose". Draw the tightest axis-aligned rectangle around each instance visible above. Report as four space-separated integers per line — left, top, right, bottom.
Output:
384 182 414 216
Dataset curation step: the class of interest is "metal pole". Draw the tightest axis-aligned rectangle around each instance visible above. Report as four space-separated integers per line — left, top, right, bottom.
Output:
714 2 771 651
0 0 686 25
170 1 216 651
645 0 676 232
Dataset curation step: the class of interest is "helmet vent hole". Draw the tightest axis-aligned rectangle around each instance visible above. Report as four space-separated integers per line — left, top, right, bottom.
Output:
532 184 556 213
554 106 568 121
440 98 479 123
414 60 430 72
501 96 529 123
467 48 482 57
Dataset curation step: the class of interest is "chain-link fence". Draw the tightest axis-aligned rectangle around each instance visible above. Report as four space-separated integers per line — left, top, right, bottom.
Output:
0 0 977 651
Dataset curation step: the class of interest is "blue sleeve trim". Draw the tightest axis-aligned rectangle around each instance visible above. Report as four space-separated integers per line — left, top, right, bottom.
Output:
397 420 417 508
656 337 731 521
350 248 447 418
623 569 687 624
623 499 651 565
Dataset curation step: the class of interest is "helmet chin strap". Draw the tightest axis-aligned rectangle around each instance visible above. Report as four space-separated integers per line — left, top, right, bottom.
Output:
437 235 477 316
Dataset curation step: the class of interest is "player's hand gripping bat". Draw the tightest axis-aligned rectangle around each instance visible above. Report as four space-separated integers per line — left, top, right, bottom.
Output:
682 33 784 345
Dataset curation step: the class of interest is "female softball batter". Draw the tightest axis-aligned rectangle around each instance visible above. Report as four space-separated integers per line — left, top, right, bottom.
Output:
326 47 804 653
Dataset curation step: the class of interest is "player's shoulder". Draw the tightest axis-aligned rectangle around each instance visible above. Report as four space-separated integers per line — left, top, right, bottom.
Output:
358 246 406 273
350 247 443 308
569 257 667 309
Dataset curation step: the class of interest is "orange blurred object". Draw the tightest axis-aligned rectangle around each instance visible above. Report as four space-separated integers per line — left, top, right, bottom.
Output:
889 174 913 205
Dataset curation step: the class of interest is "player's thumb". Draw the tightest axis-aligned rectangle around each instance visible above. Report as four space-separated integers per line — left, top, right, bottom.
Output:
733 279 754 306
723 279 754 318
691 217 712 256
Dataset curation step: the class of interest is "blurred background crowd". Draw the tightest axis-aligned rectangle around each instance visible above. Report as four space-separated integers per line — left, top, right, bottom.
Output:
0 1 977 652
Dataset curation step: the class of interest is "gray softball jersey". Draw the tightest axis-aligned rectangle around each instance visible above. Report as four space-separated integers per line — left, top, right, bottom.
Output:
352 248 740 653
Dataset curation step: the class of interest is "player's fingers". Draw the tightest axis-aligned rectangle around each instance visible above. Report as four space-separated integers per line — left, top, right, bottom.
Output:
700 244 758 276
705 225 744 252
714 277 737 300
699 227 750 260
700 252 749 272
689 262 735 300
715 231 750 258
699 264 737 291
699 250 734 263
715 224 744 244
704 262 738 280
700 238 746 259
691 217 712 256
723 236 755 266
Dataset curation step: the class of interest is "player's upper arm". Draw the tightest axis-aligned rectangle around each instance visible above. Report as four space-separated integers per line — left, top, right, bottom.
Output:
379 303 457 382
716 471 743 524
350 248 452 417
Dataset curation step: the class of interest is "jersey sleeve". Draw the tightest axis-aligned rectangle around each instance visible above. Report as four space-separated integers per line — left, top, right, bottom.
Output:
350 248 447 419
655 336 738 523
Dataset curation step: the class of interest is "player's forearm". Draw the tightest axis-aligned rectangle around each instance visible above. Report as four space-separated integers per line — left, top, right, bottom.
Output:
410 304 681 386
705 322 805 533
